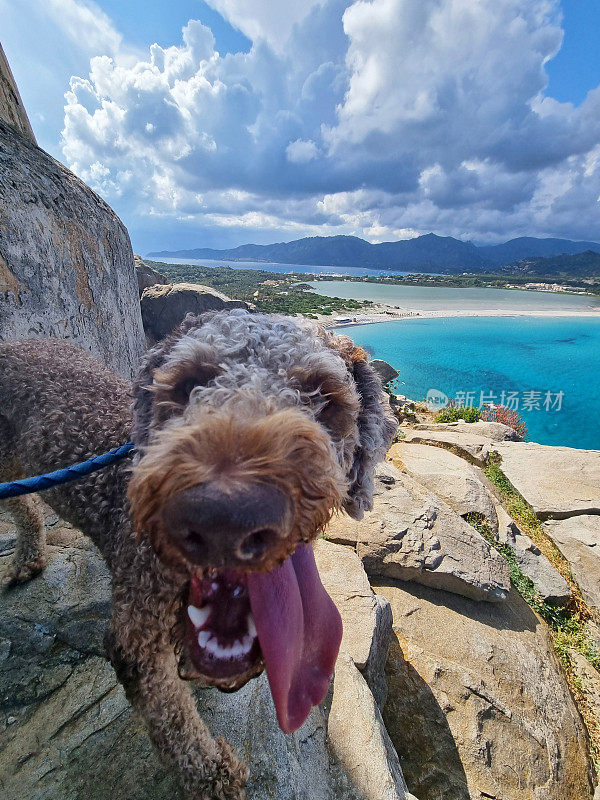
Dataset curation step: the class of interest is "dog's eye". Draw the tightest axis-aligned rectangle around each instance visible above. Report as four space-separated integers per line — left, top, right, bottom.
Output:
174 366 220 402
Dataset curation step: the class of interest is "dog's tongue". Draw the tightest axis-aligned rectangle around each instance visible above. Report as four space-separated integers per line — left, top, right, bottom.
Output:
247 542 342 734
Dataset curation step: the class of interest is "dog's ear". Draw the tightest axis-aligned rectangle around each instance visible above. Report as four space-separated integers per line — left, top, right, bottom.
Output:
131 312 217 451
321 329 398 520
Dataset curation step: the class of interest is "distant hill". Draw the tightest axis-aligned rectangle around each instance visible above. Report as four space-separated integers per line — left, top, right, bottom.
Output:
478 237 600 265
148 233 600 274
501 250 600 277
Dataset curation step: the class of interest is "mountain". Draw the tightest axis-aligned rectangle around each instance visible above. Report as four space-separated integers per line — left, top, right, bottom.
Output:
148 233 600 274
501 250 600 277
478 236 600 265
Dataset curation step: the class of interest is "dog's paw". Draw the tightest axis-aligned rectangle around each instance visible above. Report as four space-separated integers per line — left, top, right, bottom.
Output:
181 738 248 800
2 556 47 588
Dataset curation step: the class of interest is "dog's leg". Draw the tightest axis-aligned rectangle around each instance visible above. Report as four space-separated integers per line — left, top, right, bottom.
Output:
105 611 248 800
0 454 46 587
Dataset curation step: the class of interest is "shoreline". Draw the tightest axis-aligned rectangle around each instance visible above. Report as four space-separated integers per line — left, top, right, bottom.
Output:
314 305 600 328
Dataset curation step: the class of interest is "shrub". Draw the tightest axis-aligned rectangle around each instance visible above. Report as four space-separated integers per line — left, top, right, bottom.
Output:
435 404 481 423
481 404 527 439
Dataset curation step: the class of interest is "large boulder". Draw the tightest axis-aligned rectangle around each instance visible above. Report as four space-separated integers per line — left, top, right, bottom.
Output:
544 516 600 621
492 442 600 519
134 255 168 296
326 462 510 603
0 510 413 800
376 578 594 800
140 282 249 343
0 120 144 379
390 442 498 531
370 359 399 385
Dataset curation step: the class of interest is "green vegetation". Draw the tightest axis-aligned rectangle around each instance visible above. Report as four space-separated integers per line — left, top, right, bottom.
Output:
435 405 482 423
146 260 371 317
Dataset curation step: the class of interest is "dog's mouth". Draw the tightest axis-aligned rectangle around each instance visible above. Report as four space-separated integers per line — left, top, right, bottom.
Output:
179 542 342 734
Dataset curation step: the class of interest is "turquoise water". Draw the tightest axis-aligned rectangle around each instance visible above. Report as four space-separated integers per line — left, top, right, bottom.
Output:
344 317 600 450
312 280 600 313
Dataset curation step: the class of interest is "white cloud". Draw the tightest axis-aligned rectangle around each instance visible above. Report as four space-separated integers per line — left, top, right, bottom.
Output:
55 0 600 248
45 0 123 55
286 139 319 163
203 0 325 50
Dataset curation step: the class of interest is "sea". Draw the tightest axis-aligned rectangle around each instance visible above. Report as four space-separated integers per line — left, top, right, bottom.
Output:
343 316 600 450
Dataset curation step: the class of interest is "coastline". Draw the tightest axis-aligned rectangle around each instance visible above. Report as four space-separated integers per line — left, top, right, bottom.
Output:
314 304 600 328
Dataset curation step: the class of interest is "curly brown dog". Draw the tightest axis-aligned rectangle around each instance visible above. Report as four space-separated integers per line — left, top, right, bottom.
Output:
0 309 396 800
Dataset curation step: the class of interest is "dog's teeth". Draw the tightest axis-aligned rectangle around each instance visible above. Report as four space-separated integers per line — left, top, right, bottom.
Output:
242 634 254 651
197 630 211 648
188 604 211 629
247 613 257 639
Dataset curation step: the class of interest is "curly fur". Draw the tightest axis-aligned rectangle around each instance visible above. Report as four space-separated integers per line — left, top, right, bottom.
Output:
0 309 396 799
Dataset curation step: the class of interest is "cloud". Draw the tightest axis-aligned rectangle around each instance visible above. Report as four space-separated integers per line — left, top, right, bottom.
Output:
286 139 319 163
202 0 326 50
57 0 600 249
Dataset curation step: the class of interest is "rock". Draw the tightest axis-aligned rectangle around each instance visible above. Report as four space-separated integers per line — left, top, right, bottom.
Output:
495 506 571 606
326 462 510 603
402 429 493 465
370 359 399 385
315 539 393 707
376 578 594 800
544 516 600 621
0 42 36 142
569 649 600 737
418 420 522 442
0 519 411 800
140 282 249 343
328 654 418 800
492 441 600 519
0 118 144 379
134 254 168 296
390 442 498 531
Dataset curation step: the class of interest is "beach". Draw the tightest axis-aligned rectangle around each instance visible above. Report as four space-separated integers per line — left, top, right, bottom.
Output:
314 302 600 328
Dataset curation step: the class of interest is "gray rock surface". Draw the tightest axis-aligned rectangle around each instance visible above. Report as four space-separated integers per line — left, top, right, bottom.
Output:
402 428 494 465
493 441 600 519
0 42 36 142
140 282 249 343
134 254 168 296
376 578 594 800
370 359 399 385
415 420 522 441
392 442 498 531
0 512 411 800
0 119 145 379
495 505 571 606
326 462 510 603
314 539 392 708
328 654 418 800
544 516 600 621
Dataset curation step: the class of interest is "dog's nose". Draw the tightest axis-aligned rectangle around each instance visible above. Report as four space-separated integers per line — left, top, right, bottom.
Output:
162 483 290 567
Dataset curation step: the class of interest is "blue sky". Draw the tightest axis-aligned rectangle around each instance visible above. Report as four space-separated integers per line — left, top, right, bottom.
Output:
1 0 599 253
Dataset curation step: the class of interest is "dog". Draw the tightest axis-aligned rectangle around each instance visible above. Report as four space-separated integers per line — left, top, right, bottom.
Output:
0 309 396 799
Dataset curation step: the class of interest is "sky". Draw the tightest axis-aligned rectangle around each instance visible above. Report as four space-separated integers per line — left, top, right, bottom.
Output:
1 0 599 253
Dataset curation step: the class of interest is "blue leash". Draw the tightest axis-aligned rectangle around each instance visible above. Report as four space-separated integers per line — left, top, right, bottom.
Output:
0 442 135 500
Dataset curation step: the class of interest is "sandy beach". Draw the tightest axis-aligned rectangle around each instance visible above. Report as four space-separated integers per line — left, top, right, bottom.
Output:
314 302 600 328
